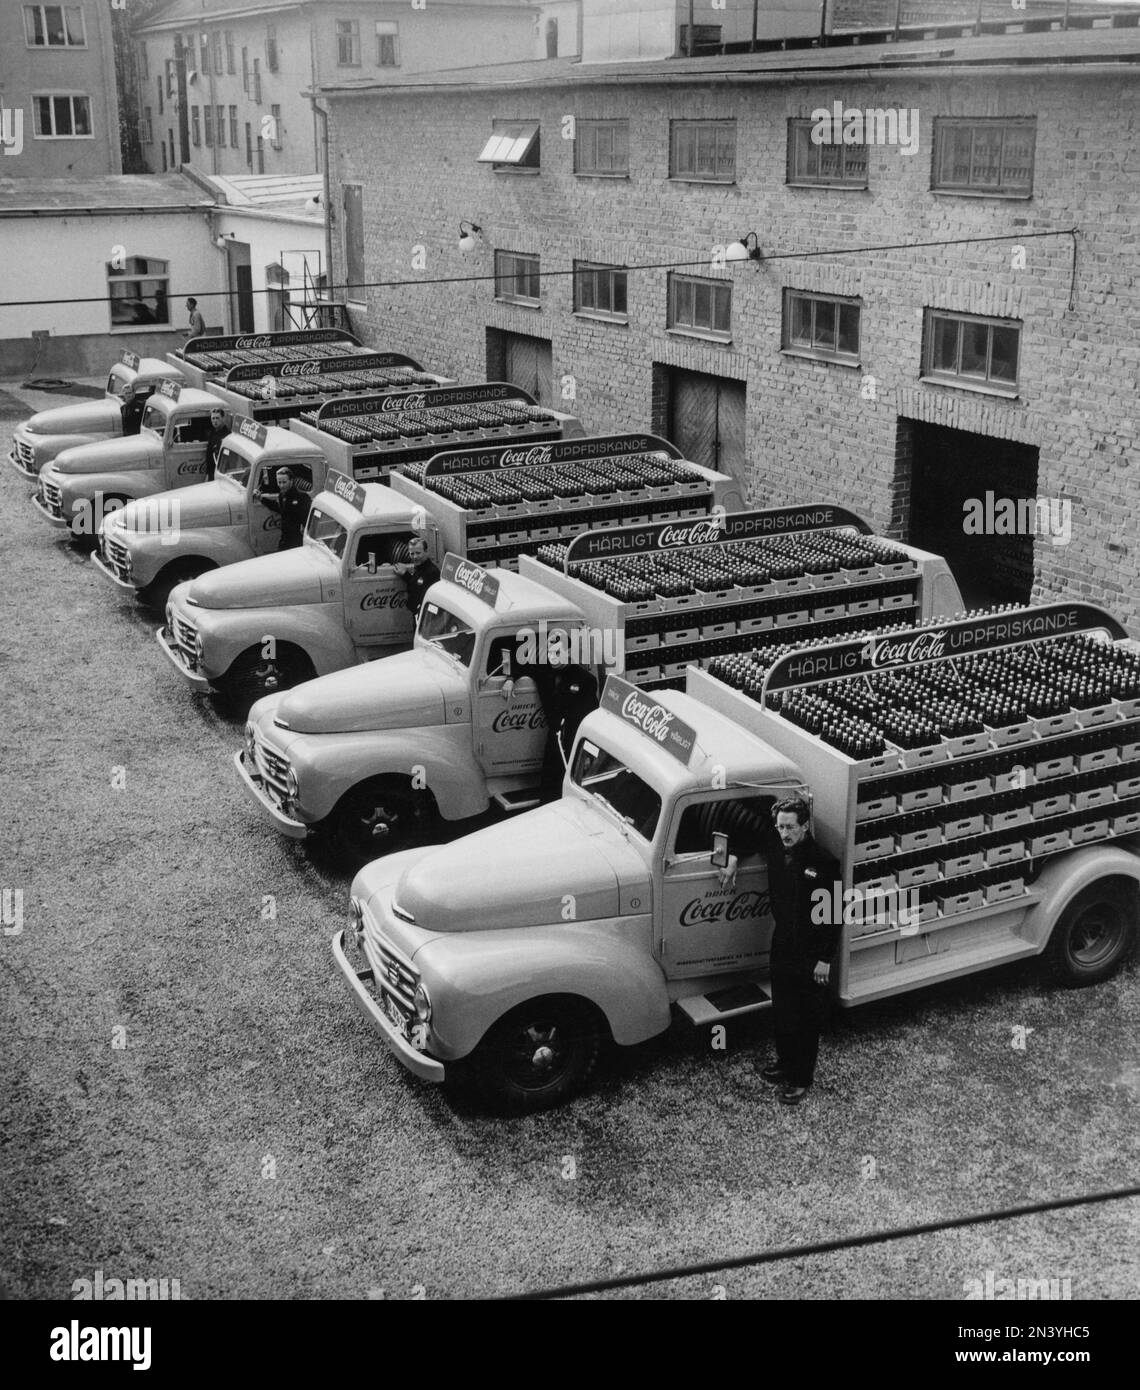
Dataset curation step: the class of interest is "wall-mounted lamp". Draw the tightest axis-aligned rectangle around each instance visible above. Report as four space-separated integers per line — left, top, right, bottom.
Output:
214 233 234 250
725 231 763 263
458 220 483 253
304 193 322 212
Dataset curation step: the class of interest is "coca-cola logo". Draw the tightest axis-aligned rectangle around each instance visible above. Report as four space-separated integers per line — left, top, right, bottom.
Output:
382 393 423 412
620 691 678 745
234 335 272 349
658 518 724 549
863 631 947 669
679 890 770 928
281 361 322 378
453 560 487 596
262 516 280 531
177 460 205 476
360 590 408 612
501 445 553 468
492 707 547 733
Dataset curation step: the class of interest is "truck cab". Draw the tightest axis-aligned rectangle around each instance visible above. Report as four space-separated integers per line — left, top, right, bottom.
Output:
237 558 590 863
157 473 431 702
32 380 225 537
92 417 329 608
9 352 186 479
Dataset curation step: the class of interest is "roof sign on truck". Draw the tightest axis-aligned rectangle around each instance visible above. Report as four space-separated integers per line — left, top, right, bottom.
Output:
763 601 1130 693
327 470 367 512
234 417 268 447
223 353 423 383
119 350 141 370
423 433 681 478
157 379 182 401
564 504 873 566
316 382 530 422
441 552 500 607
601 675 697 765
183 329 359 355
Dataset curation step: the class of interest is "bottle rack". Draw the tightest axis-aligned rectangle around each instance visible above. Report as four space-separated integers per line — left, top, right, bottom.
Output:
166 331 365 390
210 367 454 425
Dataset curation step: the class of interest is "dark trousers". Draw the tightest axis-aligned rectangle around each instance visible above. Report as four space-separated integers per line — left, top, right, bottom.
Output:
771 968 827 1087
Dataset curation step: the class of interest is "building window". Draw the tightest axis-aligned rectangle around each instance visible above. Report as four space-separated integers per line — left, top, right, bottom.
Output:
212 31 223 75
269 104 282 150
191 106 200 146
668 273 731 338
477 120 540 171
545 18 558 57
215 105 225 147
375 20 399 66
242 47 249 92
199 32 209 75
229 106 238 147
203 106 213 146
24 5 86 47
256 135 265 174
253 58 262 105
165 58 175 98
574 262 628 321
32 94 92 138
924 310 1021 392
670 119 735 182
494 251 541 306
266 25 278 72
168 129 174 167
156 76 163 118
138 43 149 79
343 183 365 300
787 118 868 188
783 290 861 363
932 119 1035 196
225 30 235 74
575 118 628 176
337 19 360 66
142 107 153 144
245 121 252 168
107 255 170 329
161 141 167 172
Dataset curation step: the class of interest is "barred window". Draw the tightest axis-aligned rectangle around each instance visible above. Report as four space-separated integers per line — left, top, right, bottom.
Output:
933 119 1035 196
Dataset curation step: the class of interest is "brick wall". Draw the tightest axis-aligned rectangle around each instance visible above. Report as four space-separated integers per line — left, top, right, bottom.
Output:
326 65 1140 629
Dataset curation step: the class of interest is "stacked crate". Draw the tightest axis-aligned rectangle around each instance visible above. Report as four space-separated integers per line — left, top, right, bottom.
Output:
168 329 365 389
207 354 453 423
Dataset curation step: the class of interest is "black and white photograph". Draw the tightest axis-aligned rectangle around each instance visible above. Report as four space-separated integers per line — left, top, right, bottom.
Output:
2 0 1139 1338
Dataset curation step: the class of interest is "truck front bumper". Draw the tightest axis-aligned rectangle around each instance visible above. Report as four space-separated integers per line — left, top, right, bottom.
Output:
233 749 309 839
90 549 137 591
332 929 446 1083
155 624 212 691
30 491 70 529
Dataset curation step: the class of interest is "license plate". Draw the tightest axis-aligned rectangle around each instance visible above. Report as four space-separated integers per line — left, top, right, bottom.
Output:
381 991 409 1039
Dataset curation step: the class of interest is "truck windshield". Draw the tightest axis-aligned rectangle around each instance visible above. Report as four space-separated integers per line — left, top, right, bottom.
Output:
418 600 476 667
306 507 348 559
216 446 250 487
570 739 662 841
140 403 165 435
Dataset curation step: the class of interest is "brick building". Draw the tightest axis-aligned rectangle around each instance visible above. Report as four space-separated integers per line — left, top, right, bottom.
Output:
318 28 1140 626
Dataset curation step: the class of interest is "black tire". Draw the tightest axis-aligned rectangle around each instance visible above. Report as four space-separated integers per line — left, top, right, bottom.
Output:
141 560 214 612
215 644 315 709
325 776 438 868
471 996 602 1112
1045 881 1138 987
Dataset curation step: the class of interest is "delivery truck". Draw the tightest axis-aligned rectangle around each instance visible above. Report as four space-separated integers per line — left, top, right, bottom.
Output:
332 602 1140 1109
157 438 731 705
235 509 963 863
9 349 187 480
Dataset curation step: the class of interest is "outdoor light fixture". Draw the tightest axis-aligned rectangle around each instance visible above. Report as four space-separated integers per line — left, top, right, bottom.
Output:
458 220 483 253
304 193 322 211
726 231 763 263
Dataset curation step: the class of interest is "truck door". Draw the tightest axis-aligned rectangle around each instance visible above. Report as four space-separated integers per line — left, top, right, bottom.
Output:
342 528 416 649
473 630 548 774
166 411 213 485
249 461 314 556
659 793 777 979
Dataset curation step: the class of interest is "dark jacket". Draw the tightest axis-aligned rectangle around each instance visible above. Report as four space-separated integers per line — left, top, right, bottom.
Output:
763 829 843 974
205 425 229 481
401 558 440 622
120 396 146 436
262 487 311 548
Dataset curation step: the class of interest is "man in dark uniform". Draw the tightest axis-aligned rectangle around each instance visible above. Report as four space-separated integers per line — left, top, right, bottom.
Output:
256 466 311 550
392 536 440 623
205 407 228 481
509 628 598 804
120 383 146 436
758 797 842 1106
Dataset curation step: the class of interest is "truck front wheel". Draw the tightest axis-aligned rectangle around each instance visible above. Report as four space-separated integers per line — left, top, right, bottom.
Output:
216 645 315 707
326 776 438 868
472 997 603 1112
1045 881 1138 987
142 560 215 612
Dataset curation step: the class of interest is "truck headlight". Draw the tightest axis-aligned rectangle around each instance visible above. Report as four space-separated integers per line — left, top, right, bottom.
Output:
244 722 256 762
285 765 298 800
348 896 364 936
193 631 205 662
413 983 432 1023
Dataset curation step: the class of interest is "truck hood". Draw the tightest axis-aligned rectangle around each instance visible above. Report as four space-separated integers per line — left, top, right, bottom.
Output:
273 649 461 734
187 547 329 610
51 434 161 475
395 797 646 934
25 400 120 435
113 482 237 533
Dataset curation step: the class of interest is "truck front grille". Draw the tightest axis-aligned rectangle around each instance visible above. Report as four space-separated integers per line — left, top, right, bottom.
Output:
252 731 292 803
15 438 35 470
365 920 418 1009
170 614 198 662
40 479 63 517
103 534 132 582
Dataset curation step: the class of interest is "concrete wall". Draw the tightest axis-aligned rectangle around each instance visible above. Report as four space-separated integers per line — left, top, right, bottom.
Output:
323 65 1140 627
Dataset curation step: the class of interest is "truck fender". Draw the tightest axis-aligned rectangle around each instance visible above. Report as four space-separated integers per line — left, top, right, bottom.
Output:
130 529 245 589
201 606 349 684
295 725 487 825
1022 843 1140 951
415 916 671 1061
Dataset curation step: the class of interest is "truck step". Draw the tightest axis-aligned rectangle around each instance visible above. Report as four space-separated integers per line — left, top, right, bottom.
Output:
676 983 772 1026
492 788 542 813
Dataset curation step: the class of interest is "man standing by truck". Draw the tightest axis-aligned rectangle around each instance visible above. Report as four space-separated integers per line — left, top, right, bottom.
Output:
119 383 146 437
205 407 228 481
256 466 311 550
759 798 842 1106
392 536 440 623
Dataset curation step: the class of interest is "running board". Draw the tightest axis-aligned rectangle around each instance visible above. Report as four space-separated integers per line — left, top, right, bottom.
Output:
676 982 772 1026
492 787 541 812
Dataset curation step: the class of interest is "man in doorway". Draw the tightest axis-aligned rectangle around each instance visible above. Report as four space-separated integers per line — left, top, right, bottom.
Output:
119 383 146 437
185 297 206 341
508 628 598 804
256 466 310 550
392 536 440 624
758 797 842 1106
205 407 228 481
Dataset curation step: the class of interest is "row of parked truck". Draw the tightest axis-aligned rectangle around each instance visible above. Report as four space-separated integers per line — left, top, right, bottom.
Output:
11 330 1139 1110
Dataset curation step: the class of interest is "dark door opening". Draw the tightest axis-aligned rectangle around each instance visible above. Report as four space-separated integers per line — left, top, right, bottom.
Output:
901 419 1040 610
486 329 553 407
662 367 746 490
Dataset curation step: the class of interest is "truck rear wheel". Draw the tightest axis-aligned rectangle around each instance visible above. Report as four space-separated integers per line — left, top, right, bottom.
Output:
472 997 602 1112
326 776 437 868
1045 881 1138 987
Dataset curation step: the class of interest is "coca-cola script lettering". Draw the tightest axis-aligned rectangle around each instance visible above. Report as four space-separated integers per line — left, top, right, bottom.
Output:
864 631 947 669
657 518 724 549
500 445 553 468
679 890 769 928
360 590 408 612
381 393 424 413
234 335 272 349
492 707 547 734
280 361 322 378
620 692 677 744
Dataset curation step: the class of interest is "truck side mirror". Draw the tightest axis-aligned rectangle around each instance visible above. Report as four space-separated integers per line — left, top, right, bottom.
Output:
711 831 731 869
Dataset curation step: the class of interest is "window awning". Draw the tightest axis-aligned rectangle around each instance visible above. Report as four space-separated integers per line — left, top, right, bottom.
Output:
477 122 539 165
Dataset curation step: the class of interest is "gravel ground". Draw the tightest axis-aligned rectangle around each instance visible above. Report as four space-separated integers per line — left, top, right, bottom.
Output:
3 383 1139 1301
